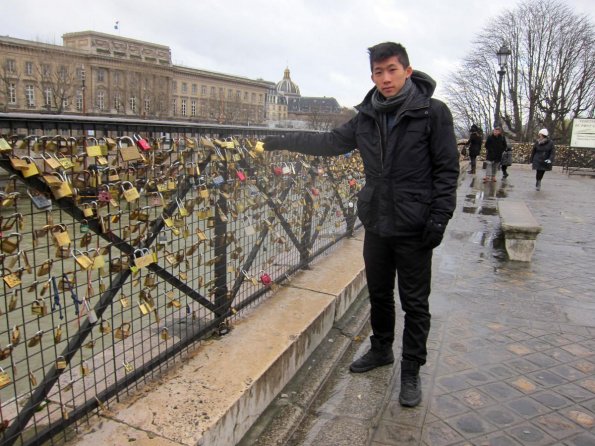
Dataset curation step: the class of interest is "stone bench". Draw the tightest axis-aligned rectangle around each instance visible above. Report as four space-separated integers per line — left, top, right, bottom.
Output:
497 200 542 261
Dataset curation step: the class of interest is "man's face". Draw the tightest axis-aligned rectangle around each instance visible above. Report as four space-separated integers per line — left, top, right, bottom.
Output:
493 128 502 136
371 56 413 98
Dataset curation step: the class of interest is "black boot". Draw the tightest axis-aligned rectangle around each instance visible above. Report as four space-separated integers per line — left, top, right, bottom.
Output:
349 338 394 373
536 180 541 191
399 360 422 407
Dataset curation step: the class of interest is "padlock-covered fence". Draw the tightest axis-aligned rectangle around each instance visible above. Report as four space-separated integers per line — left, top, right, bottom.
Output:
0 114 363 445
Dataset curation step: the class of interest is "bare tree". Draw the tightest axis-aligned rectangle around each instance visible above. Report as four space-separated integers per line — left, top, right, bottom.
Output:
0 60 20 112
444 0 595 143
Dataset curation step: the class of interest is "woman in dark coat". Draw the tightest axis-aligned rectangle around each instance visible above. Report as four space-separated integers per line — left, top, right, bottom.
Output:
530 128 555 191
466 124 482 174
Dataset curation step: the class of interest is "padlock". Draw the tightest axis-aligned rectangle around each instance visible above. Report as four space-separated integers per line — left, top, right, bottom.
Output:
31 297 48 316
11 326 20 345
52 224 71 247
160 327 170 341
27 188 52 210
56 356 68 371
108 167 120 182
0 367 11 389
114 322 131 340
133 248 155 269
99 320 112 334
42 152 62 170
54 325 63 343
21 156 40 178
97 185 111 202
236 169 246 181
133 133 152 151
82 202 95 218
81 361 91 376
3 270 22 288
260 271 272 286
121 181 140 202
1 233 21 254
27 330 44 347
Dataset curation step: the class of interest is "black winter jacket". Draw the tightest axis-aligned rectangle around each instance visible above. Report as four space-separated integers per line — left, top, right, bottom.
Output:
265 71 460 237
467 132 482 158
530 138 555 171
485 134 507 162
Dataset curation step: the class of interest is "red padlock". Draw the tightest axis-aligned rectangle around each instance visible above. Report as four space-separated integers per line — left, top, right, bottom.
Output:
272 165 283 176
310 187 319 196
260 271 272 286
133 134 151 151
236 169 246 181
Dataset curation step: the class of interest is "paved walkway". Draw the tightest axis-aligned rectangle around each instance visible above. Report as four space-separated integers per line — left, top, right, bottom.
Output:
285 166 595 446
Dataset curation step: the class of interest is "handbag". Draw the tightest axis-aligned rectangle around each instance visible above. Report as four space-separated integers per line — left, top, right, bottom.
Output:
500 151 512 167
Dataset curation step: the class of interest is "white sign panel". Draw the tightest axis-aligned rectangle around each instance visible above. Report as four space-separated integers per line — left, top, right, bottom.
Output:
570 118 595 149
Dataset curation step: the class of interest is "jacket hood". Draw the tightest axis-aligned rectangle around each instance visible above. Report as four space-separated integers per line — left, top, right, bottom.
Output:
357 70 437 110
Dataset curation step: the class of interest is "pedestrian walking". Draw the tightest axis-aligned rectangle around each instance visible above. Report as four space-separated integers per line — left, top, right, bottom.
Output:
530 128 555 191
483 125 507 182
263 42 459 407
466 124 482 174
500 141 513 178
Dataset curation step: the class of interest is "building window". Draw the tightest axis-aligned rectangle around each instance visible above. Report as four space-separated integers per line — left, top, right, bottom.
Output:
191 100 196 117
210 86 216 97
25 85 35 107
181 99 187 116
144 98 151 115
182 83 187 93
259 94 263 103
41 64 50 78
97 69 105 82
228 89 233 99
172 81 177 92
25 61 33 76
192 84 197 95
5 59 16 74
130 96 137 113
172 98 177 115
114 71 120 85
45 87 52 108
244 92 249 100
76 91 83 111
97 91 105 111
201 85 207 95
58 66 67 82
219 87 224 98
251 93 256 103
114 92 121 111
8 83 16 105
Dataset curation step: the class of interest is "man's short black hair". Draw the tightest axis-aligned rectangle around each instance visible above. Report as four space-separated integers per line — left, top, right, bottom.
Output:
368 42 410 71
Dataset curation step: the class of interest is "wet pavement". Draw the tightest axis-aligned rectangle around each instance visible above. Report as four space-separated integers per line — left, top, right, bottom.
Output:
250 165 595 446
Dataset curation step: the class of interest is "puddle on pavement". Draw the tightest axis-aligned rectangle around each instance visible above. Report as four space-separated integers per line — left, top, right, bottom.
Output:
478 207 498 215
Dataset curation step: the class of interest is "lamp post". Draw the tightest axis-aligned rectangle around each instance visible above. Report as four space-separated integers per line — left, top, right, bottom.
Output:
493 44 511 128
81 65 86 115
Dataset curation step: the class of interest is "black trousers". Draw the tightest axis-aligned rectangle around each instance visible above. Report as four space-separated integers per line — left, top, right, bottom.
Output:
363 230 433 365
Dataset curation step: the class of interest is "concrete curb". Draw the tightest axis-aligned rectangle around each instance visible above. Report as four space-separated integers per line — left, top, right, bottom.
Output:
67 231 367 446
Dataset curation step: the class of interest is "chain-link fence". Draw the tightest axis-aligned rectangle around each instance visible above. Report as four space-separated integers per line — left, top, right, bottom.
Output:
0 117 363 445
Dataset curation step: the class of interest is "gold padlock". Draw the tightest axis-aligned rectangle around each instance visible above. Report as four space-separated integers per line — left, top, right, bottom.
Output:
99 320 111 334
160 327 170 341
31 298 48 316
56 356 68 371
121 181 140 202
0 367 11 389
52 224 71 247
72 249 94 270
54 325 63 344
114 322 131 339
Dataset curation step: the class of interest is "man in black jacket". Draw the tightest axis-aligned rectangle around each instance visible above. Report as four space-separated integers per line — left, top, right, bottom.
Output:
264 42 459 407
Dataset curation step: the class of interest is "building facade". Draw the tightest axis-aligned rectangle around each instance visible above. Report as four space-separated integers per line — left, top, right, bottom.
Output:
0 31 270 125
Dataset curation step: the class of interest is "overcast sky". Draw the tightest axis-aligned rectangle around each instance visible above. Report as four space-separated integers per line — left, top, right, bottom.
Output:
3 0 593 108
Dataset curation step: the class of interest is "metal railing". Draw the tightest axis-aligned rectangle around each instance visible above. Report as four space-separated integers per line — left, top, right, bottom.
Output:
0 115 363 445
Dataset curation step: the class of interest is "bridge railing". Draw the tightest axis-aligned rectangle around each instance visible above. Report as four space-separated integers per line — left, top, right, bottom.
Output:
0 115 363 445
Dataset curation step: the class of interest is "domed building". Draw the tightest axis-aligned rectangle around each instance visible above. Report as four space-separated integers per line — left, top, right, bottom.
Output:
276 68 301 98
266 67 341 129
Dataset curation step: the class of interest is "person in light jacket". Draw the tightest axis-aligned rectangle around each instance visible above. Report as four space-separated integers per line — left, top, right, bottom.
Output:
530 128 555 191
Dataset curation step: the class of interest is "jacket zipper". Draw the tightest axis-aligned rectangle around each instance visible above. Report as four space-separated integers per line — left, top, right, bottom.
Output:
375 120 383 173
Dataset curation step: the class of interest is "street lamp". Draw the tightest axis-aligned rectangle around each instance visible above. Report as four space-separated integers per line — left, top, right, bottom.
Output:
81 65 86 115
494 44 511 128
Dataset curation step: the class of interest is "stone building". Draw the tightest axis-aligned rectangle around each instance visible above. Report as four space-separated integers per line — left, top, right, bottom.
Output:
0 31 271 125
